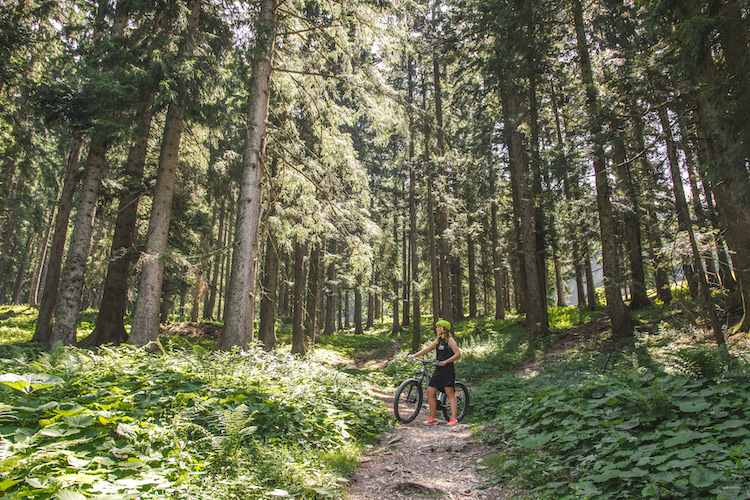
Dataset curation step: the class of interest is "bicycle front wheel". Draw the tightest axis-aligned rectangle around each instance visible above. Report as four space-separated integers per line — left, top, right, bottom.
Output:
441 382 470 422
393 378 423 423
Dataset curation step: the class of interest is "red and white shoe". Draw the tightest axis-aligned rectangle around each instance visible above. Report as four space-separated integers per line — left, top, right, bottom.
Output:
447 418 459 426
423 417 439 425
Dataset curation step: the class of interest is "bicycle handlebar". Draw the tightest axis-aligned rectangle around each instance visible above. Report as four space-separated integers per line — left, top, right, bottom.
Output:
409 357 439 366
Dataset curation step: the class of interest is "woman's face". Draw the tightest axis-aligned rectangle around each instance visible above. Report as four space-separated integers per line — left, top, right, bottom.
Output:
436 325 445 336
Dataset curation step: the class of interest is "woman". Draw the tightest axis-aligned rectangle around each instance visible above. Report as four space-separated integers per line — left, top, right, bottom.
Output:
408 318 462 426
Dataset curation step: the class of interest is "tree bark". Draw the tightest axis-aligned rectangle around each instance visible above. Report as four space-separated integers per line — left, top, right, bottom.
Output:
584 247 598 310
392 209 400 334
402 218 409 327
658 100 724 345
12 232 33 304
32 130 84 343
304 241 322 346
88 90 156 346
354 286 364 335
130 0 201 347
434 58 453 326
215 0 277 349
501 83 548 342
258 225 279 350
291 240 307 355
204 199 225 319
51 136 109 346
467 216 477 317
573 0 634 336
612 130 650 310
490 176 505 319
323 240 337 336
28 207 55 306
408 56 421 349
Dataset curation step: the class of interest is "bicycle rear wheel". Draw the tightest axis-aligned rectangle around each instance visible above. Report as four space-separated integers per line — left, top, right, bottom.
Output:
441 382 470 422
393 378 423 423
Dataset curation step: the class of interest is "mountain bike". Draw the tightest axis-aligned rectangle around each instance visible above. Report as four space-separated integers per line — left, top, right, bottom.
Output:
393 359 470 423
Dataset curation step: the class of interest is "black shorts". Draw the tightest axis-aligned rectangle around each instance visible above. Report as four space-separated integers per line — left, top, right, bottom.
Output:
428 364 455 390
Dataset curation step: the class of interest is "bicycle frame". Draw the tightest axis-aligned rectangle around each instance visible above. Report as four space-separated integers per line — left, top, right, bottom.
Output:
393 359 469 423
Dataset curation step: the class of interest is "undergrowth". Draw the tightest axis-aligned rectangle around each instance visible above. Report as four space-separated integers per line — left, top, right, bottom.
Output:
0 341 390 499
472 315 750 500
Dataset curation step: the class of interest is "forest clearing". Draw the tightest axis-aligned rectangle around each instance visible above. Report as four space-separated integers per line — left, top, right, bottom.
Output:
2 0 750 498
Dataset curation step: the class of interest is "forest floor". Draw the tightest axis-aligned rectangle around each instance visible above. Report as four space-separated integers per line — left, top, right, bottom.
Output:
160 317 612 499
342 317 612 500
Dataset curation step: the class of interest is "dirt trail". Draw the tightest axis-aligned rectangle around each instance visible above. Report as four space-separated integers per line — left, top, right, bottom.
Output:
344 318 614 500
344 388 513 500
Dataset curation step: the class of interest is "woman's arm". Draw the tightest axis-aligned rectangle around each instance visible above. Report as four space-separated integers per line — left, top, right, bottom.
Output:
437 338 462 366
409 338 438 358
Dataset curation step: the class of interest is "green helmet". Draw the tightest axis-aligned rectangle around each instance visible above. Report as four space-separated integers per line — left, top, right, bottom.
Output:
436 319 451 330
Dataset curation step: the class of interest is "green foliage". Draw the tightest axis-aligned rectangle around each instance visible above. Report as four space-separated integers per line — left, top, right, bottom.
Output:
548 306 603 330
472 321 750 500
0 341 391 499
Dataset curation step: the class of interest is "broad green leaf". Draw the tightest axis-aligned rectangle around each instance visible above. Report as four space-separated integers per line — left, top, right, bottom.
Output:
116 423 136 439
519 433 552 448
591 468 621 483
679 398 711 413
266 489 290 497
64 414 96 428
664 432 700 447
26 477 51 489
55 489 86 500
0 373 64 393
117 459 145 470
67 455 90 469
689 467 723 488
0 479 21 491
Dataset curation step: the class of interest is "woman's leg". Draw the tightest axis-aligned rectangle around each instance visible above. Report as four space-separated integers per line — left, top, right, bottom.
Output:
445 386 457 420
426 386 438 418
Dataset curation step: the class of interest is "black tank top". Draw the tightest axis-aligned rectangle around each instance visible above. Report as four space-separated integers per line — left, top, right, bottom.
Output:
436 338 454 363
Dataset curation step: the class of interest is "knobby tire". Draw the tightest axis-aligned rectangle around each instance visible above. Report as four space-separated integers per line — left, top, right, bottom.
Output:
394 378 422 423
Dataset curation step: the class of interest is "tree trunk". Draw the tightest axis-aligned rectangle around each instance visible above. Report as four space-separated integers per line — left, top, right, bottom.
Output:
32 130 83 343
402 219 410 327
685 157 720 288
467 217 477 317
645 202 673 305
130 0 201 347
691 115 738 292
367 282 374 329
392 209 400 334
291 240 307 355
323 240 337 335
354 286 364 335
215 0 277 349
501 83 548 342
490 183 504 319
88 90 156 346
408 56 421 349
204 200 225 319
573 0 634 336
434 58 453 326
344 290 349 329
12 232 33 304
584 247 598 310
258 223 279 350
422 63 440 322
612 129 650 310
304 241 321 347
51 136 109 346
658 99 724 344
528 70 548 316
